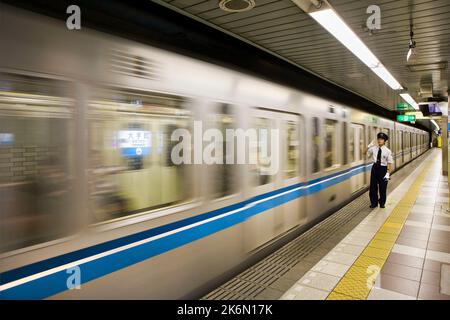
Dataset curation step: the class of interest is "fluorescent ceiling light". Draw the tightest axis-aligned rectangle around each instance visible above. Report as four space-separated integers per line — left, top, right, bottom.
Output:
399 93 419 110
407 48 413 62
309 8 403 90
430 119 439 131
371 66 404 92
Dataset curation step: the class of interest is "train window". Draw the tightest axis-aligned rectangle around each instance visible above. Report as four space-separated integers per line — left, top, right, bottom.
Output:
358 125 364 161
253 117 275 186
343 122 349 165
402 132 405 150
0 74 75 253
209 104 237 198
405 132 410 148
88 89 192 222
410 132 413 149
349 126 355 163
388 129 392 147
324 119 338 168
351 123 364 162
371 126 378 142
284 120 300 179
312 117 320 173
382 128 390 147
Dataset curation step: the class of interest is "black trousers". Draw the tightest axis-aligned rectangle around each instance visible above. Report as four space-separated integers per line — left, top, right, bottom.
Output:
369 164 388 207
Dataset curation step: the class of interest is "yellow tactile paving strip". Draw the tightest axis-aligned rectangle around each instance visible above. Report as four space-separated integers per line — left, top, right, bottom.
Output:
326 160 434 300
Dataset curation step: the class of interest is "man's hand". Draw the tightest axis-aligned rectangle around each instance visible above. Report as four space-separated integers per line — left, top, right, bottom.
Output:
383 172 390 181
367 139 376 148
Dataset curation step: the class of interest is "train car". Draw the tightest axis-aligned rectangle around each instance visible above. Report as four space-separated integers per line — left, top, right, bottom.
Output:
0 5 429 299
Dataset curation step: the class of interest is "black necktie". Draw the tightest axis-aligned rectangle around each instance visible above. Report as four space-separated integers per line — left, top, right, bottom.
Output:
376 148 382 165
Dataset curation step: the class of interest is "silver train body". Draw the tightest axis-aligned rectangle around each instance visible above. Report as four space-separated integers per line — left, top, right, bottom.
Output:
0 6 429 299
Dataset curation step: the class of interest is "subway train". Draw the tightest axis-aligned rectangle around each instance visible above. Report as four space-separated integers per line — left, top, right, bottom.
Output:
0 5 429 299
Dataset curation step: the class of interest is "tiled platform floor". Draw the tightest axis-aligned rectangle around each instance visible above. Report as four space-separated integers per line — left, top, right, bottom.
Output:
281 149 450 300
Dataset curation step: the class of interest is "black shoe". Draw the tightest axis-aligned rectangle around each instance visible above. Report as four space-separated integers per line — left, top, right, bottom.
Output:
380 205 385 208
370 204 377 208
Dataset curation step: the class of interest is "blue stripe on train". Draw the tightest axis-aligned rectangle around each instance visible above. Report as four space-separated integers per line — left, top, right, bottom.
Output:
0 163 372 299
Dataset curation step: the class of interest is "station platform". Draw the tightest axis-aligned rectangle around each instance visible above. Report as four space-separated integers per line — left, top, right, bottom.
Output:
204 149 450 300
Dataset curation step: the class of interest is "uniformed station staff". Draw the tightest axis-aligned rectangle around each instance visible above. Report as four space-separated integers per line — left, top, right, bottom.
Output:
366 132 393 208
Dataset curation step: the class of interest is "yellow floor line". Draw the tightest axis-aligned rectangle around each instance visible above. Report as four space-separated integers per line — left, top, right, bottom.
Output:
326 159 434 300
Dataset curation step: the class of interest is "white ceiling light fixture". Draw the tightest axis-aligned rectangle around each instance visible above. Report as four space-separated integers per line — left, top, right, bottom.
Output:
430 119 439 131
219 0 255 12
407 24 417 62
399 93 419 110
291 0 403 90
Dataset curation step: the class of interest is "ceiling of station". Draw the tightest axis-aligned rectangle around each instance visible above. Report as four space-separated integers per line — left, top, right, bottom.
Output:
154 0 450 111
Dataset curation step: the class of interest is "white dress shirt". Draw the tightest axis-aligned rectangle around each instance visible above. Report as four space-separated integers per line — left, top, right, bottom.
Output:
367 145 393 166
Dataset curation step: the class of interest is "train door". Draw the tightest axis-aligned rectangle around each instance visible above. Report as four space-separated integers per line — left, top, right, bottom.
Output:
404 132 411 162
280 114 305 232
202 102 243 212
414 133 418 158
243 108 286 252
397 130 404 167
409 131 413 161
350 123 365 193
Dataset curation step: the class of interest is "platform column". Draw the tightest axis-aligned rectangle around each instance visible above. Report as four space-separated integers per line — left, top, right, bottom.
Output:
447 97 450 209
442 116 448 176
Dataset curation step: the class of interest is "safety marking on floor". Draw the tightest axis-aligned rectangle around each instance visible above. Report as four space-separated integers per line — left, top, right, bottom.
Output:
327 291 356 300
368 239 394 251
326 159 435 300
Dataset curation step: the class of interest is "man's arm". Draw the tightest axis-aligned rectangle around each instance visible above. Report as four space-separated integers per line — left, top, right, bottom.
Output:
366 139 376 156
386 150 394 178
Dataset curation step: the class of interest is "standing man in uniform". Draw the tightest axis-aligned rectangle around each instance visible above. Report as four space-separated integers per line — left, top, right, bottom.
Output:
366 132 393 208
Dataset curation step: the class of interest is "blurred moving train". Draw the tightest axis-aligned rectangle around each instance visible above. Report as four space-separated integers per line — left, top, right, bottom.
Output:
0 5 429 299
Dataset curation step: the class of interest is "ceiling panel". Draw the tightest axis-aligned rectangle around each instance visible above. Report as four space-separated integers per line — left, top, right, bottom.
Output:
157 0 450 110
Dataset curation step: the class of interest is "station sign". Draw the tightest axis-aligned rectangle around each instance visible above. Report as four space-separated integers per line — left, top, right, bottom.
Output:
396 102 411 110
397 114 416 122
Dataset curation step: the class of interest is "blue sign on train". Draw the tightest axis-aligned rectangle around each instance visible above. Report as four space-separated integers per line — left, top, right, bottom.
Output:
0 133 14 145
118 130 151 157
